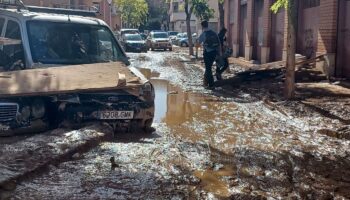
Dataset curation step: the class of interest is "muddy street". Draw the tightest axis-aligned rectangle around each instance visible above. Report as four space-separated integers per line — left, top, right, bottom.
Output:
6 49 350 199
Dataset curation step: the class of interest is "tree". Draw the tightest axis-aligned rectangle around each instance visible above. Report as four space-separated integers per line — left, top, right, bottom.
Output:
184 0 214 56
271 0 297 99
218 0 225 30
184 0 195 55
115 0 149 28
193 0 214 21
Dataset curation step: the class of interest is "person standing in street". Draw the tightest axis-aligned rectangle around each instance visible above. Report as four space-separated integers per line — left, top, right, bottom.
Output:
215 27 230 80
197 21 221 89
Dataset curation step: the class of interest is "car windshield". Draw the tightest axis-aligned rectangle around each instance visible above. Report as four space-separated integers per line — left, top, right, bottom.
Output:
153 33 168 38
125 34 142 41
168 32 178 36
27 21 125 65
177 33 187 39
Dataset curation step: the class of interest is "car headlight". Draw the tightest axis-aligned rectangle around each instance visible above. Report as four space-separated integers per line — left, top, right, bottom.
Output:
20 106 31 121
31 99 46 119
140 82 155 102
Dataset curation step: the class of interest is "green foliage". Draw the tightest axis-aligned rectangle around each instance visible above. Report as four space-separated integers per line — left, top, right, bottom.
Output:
271 0 288 13
192 0 214 21
114 0 149 27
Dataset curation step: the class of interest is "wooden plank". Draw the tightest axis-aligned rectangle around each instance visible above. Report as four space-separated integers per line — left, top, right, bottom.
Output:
0 37 22 45
0 62 141 97
295 54 326 66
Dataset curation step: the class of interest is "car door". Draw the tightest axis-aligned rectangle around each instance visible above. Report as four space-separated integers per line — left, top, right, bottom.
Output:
0 18 26 70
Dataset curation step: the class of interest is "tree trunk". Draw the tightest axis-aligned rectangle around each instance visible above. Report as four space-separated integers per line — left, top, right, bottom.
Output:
284 0 297 99
186 16 194 56
218 1 225 30
184 0 194 56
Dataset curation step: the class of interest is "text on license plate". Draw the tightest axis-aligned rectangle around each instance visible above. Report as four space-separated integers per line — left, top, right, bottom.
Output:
99 111 134 119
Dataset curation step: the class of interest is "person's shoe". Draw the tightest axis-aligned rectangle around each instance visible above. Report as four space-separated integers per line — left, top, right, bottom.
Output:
205 85 215 90
203 77 208 86
216 73 223 81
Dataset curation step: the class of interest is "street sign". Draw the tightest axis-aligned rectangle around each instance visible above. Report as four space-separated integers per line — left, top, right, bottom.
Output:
107 0 112 4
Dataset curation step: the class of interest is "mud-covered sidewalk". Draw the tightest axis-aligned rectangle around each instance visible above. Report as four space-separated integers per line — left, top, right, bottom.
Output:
5 48 350 199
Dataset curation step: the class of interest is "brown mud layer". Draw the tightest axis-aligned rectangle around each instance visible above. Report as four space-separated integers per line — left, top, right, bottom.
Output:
7 49 350 199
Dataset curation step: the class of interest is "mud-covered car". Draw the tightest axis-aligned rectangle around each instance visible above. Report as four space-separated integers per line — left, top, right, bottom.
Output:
146 31 172 51
121 34 148 52
0 5 154 136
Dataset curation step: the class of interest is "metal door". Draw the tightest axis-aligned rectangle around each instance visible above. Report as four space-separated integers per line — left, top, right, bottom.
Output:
253 0 263 61
337 0 350 78
270 9 285 61
239 4 247 57
297 1 320 59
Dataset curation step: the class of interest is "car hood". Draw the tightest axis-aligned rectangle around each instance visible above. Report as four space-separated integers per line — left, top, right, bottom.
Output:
0 62 148 98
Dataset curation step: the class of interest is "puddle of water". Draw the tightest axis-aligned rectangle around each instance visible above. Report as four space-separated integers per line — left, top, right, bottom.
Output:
194 165 235 198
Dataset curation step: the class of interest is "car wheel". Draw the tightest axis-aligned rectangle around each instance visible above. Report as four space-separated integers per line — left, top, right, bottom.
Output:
143 118 155 133
169 48 173 51
181 42 186 47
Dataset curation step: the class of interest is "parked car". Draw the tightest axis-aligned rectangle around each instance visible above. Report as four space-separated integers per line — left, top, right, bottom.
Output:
175 33 197 47
121 34 148 53
0 4 155 136
168 31 179 43
146 31 172 51
140 33 147 40
120 29 140 37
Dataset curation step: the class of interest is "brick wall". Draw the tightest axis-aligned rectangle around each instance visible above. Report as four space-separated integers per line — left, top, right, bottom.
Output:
232 0 239 44
317 0 338 53
261 0 271 47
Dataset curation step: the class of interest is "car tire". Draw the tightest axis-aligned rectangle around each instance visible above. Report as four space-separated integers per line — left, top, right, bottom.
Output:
181 42 186 47
143 118 155 134
169 48 173 51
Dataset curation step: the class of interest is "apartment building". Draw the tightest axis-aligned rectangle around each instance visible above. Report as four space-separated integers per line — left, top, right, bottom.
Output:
168 0 220 34
168 0 197 33
22 0 121 31
224 0 350 79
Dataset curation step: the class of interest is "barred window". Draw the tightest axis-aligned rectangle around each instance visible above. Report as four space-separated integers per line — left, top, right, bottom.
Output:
303 0 320 9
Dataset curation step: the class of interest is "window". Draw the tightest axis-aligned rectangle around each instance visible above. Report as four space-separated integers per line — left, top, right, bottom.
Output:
303 0 320 9
27 21 125 65
173 2 179 12
0 18 5 35
0 20 25 70
229 0 235 24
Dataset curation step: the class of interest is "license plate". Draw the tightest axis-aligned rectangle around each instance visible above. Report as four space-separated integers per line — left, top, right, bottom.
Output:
98 111 134 119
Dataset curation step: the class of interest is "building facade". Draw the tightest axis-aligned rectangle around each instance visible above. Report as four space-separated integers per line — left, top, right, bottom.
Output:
224 0 350 79
168 0 219 34
168 0 197 33
22 0 121 31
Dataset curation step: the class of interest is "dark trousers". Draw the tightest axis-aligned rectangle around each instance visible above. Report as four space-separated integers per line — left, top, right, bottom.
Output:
203 50 217 87
216 57 229 74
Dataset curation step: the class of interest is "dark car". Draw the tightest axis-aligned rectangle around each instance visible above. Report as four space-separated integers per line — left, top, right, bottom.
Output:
120 28 140 36
122 34 148 52
146 31 172 51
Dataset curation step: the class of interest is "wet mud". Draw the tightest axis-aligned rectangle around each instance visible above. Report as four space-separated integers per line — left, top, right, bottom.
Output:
9 50 350 199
